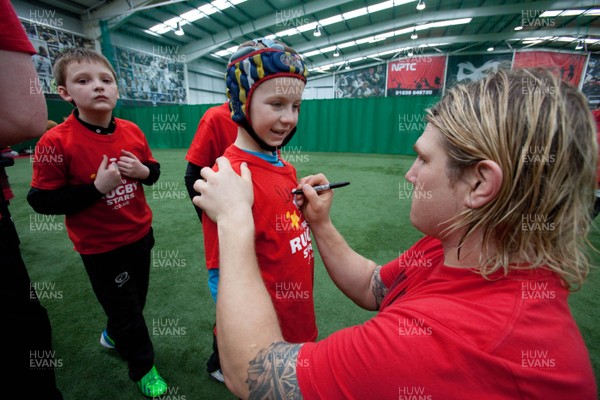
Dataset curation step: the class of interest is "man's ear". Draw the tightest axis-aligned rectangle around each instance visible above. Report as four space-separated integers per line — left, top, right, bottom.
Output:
463 160 503 209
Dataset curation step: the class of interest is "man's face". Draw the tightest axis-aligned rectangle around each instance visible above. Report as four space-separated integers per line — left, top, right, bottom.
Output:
404 124 469 238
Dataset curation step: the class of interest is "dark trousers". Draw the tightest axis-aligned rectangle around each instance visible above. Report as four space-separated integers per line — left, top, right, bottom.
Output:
206 323 221 372
186 163 223 373
593 196 600 219
80 229 155 382
2 199 63 399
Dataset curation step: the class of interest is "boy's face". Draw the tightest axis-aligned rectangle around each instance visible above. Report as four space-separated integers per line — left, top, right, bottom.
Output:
249 77 304 148
57 60 118 116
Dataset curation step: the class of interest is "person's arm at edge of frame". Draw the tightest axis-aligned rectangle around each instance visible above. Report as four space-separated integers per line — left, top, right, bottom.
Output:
0 49 48 147
295 175 388 311
193 158 303 399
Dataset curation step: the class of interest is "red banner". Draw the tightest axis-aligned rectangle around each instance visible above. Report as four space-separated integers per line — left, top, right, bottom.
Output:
387 55 446 96
513 51 587 86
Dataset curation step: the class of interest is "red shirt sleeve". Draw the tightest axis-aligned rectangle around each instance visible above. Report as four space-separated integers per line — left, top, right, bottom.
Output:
0 0 36 54
185 103 238 167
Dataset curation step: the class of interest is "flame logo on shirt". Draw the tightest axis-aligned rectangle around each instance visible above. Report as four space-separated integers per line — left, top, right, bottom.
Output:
285 210 301 230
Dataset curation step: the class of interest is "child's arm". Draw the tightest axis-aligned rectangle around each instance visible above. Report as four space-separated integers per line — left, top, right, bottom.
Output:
184 161 203 202
140 161 160 185
27 185 103 215
28 155 122 215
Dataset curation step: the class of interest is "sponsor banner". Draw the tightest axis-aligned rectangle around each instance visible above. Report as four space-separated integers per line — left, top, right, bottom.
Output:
513 50 587 86
387 55 446 96
445 53 513 88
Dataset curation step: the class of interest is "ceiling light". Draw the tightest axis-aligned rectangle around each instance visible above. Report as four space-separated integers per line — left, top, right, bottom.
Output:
407 48 414 56
333 48 340 57
314 25 322 37
411 30 418 40
426 18 472 28
576 39 584 50
345 61 350 70
175 22 184 36
149 0 250 37
416 0 425 11
539 10 561 17
487 47 494 52
342 7 368 19
514 25 523 31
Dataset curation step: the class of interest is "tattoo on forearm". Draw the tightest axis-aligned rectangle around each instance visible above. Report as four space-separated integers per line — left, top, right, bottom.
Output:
247 342 304 400
372 265 388 309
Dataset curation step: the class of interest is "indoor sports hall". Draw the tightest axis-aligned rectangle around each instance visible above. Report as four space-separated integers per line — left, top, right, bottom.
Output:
4 0 600 398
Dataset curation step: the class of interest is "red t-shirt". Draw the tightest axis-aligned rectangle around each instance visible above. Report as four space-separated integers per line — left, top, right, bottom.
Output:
0 0 35 54
31 113 157 254
297 236 596 399
185 102 238 168
202 145 317 343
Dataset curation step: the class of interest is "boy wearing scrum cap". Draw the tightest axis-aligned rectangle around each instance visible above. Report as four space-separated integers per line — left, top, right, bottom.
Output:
200 39 317 376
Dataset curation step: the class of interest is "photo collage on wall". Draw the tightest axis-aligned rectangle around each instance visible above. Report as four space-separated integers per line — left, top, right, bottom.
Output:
334 64 386 98
111 46 187 106
582 54 600 108
21 19 95 97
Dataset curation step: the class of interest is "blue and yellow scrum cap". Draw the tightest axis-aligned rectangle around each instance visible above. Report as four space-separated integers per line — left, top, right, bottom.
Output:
225 38 308 128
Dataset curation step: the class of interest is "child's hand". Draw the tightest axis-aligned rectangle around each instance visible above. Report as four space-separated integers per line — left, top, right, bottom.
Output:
117 149 149 180
94 155 122 194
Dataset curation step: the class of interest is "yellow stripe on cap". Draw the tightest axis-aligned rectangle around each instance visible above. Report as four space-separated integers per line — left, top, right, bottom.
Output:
234 64 243 87
234 64 247 104
253 53 265 79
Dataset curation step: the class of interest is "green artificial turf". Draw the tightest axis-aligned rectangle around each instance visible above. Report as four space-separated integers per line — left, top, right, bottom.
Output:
7 149 599 399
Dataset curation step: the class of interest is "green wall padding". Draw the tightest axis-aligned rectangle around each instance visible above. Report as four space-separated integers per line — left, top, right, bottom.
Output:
113 96 440 155
291 96 439 155
14 96 440 156
112 103 220 149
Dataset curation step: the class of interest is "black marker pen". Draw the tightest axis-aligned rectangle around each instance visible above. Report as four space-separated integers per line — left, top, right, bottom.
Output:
292 181 350 195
